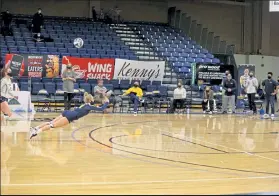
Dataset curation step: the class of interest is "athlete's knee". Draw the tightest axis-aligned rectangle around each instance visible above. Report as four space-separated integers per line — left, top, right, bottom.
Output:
49 122 55 128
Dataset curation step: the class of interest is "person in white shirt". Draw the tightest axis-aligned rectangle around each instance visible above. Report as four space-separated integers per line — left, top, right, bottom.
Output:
240 68 250 96
0 67 16 119
244 71 258 114
173 82 186 114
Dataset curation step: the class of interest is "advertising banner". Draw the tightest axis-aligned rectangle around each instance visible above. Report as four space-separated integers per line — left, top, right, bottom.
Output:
113 58 165 81
270 1 279 12
195 64 235 85
62 56 114 79
5 54 60 78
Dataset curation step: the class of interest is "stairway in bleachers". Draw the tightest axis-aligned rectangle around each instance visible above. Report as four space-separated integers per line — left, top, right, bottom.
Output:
109 24 161 60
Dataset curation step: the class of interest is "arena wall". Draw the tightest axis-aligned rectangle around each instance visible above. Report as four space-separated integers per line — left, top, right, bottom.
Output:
234 54 279 81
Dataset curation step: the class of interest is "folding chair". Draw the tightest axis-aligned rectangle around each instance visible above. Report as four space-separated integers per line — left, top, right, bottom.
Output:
54 89 64 112
37 89 51 112
72 89 83 108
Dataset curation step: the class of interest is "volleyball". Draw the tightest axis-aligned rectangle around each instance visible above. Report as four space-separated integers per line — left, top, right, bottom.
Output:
73 38 84 48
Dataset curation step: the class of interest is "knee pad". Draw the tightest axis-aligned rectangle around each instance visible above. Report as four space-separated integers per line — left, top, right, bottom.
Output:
49 123 54 128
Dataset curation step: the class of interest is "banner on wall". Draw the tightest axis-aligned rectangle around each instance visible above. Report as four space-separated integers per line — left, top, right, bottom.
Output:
5 54 60 78
195 64 235 85
270 1 279 12
61 56 114 79
191 63 196 85
238 64 255 96
113 59 165 81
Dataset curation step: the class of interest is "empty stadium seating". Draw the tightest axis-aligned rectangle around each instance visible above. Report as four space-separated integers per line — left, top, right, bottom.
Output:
0 17 137 61
0 14 224 110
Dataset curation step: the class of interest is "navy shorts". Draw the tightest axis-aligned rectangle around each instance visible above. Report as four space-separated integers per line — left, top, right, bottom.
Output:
62 110 78 122
0 96 8 104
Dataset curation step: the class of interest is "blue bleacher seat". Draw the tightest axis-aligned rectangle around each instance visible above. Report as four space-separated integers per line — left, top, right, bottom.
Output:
212 58 220 64
53 78 63 83
152 81 161 86
158 86 168 97
204 58 212 64
104 84 113 91
120 80 130 89
44 82 56 95
42 77 53 83
146 85 157 92
76 78 86 84
88 78 97 84
140 80 151 90
31 77 41 83
19 82 28 91
111 79 119 89
74 83 79 89
79 83 91 93
56 82 63 90
32 82 44 95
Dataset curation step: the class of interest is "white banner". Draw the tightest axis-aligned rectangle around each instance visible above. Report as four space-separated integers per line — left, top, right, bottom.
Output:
270 1 279 12
113 59 165 81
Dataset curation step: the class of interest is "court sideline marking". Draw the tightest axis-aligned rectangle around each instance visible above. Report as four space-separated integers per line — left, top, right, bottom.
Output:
89 122 279 176
142 122 279 163
161 131 279 163
2 175 279 187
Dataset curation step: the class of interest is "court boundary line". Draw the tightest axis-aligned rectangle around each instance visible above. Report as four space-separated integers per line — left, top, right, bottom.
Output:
2 175 279 187
88 122 279 176
109 134 279 154
71 123 248 176
161 131 279 163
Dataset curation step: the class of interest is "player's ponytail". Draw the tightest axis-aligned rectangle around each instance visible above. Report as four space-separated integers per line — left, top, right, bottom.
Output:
83 92 94 103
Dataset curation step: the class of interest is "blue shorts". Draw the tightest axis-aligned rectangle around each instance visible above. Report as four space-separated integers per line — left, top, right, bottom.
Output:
62 110 78 122
0 96 8 104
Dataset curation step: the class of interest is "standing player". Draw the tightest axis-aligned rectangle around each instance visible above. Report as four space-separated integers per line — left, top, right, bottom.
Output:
29 92 109 139
262 72 278 119
0 67 16 120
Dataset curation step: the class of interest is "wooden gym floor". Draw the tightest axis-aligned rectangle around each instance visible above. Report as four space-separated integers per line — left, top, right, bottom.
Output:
1 113 279 195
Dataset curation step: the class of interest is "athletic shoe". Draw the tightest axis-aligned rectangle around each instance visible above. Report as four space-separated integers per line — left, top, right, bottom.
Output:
29 127 38 139
203 111 206 114
209 111 213 115
133 112 137 116
271 114 275 120
264 114 270 119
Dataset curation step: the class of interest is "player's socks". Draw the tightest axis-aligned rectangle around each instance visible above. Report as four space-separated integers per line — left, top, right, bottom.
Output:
30 127 38 139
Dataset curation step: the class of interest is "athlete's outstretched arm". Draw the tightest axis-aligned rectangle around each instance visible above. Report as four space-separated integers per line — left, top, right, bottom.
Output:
89 102 109 111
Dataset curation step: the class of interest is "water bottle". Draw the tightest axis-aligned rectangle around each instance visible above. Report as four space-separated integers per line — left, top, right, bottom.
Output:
259 107 264 119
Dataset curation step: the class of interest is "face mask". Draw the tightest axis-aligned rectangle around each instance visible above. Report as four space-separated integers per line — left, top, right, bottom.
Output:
228 77 232 80
67 66 71 69
225 73 228 76
268 75 272 79
206 89 210 92
7 73 12 77
134 84 138 87
178 84 182 88
249 74 253 77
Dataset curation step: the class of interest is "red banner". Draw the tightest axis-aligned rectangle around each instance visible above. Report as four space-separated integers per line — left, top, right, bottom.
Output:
5 54 60 78
62 56 115 79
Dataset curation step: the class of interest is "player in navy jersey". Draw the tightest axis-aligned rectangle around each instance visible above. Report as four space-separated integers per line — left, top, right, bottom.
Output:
30 92 109 139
